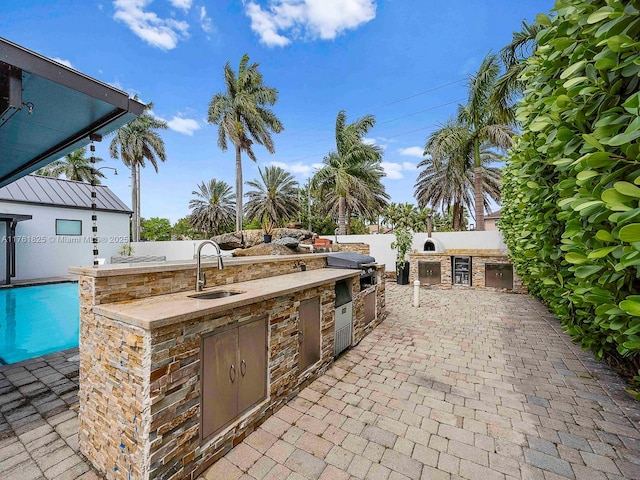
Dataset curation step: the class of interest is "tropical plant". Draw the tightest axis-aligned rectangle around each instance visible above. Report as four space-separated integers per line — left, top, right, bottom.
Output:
432 207 469 232
415 125 502 230
208 53 284 232
391 227 413 271
382 203 422 231
189 178 235 236
109 97 167 242
118 244 134 256
36 147 106 184
172 217 205 240
244 165 299 231
313 110 387 235
492 20 543 125
433 55 515 230
140 217 172 241
500 0 640 388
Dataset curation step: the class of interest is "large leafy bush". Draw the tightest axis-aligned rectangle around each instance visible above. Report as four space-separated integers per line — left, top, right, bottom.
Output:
501 0 640 376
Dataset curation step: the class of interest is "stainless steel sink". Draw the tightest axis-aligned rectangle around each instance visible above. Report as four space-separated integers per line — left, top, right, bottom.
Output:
188 290 244 300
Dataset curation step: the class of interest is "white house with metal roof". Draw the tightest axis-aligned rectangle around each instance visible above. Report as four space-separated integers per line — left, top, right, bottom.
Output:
0 174 131 283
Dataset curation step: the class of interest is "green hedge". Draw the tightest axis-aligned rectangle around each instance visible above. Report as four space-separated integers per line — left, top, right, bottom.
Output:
501 0 640 381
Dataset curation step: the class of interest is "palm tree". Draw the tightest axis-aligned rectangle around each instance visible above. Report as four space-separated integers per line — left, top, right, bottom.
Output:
244 166 299 228
208 53 284 232
189 179 236 236
315 155 389 234
109 99 167 242
313 110 386 235
430 55 515 230
493 21 542 125
416 120 502 230
36 147 106 184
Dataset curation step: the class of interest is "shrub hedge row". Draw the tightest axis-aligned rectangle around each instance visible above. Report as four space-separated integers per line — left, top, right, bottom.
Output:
500 0 640 383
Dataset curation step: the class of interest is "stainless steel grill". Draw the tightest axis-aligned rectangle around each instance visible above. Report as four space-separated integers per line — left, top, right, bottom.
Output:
326 252 378 289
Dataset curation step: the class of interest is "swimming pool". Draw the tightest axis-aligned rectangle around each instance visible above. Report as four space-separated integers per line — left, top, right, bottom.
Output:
0 282 79 365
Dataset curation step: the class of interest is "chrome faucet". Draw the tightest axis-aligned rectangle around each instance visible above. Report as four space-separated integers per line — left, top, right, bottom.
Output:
196 240 224 291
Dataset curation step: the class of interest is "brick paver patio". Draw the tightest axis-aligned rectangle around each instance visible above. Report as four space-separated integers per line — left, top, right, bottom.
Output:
1 285 639 479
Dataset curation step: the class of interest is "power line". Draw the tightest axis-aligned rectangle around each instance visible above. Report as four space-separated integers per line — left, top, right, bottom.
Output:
287 78 466 136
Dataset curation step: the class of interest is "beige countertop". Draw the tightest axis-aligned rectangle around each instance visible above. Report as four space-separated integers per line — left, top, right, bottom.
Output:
93 268 360 330
69 253 329 278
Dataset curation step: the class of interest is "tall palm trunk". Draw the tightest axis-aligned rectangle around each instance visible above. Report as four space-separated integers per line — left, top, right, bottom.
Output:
137 164 141 240
338 196 346 235
235 145 243 232
346 207 351 235
131 163 138 242
473 138 484 231
452 202 462 231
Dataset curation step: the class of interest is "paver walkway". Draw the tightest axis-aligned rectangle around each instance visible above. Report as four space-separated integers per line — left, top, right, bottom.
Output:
201 285 640 480
1 285 639 479
0 349 98 479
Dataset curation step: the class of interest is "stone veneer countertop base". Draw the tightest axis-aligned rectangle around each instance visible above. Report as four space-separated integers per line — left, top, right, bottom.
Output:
93 268 360 329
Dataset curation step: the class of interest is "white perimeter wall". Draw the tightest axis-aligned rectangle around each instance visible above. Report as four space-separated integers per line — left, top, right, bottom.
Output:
130 240 235 261
130 230 507 272
0 203 130 281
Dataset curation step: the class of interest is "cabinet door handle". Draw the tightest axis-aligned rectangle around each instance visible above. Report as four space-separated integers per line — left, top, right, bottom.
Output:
241 359 246 377
229 364 235 383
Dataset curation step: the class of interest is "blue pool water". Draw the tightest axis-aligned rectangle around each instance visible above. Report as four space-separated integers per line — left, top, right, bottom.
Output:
0 282 79 364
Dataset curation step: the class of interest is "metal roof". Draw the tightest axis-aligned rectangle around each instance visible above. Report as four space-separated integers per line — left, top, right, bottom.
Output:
0 174 132 214
0 37 145 187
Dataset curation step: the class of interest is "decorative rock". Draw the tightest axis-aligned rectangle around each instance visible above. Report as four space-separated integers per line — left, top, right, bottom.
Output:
211 232 244 250
273 237 299 249
215 229 314 249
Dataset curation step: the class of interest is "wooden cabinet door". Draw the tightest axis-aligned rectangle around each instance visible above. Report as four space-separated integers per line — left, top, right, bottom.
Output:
238 317 267 414
201 327 238 440
299 297 321 372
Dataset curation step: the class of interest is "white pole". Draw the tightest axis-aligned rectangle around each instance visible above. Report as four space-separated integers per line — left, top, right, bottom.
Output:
413 280 420 307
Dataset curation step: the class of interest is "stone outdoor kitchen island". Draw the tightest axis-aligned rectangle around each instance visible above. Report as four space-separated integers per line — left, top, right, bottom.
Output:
70 253 385 480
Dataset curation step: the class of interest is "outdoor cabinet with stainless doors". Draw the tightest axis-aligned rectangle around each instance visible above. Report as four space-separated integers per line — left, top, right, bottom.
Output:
485 264 514 289
334 280 353 356
364 291 376 325
201 316 267 441
418 261 442 285
299 297 321 372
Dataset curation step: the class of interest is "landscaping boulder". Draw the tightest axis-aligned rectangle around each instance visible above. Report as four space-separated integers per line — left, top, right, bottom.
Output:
215 228 314 249
211 232 244 250
273 236 299 249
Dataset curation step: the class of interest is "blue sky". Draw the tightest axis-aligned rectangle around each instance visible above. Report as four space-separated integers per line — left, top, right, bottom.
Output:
2 0 554 224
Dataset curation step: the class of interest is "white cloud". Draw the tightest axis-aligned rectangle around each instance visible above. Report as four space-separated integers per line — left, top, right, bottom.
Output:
381 161 416 180
50 57 73 68
397 146 424 158
402 162 417 171
113 0 189 50
363 136 387 151
199 6 213 33
166 116 201 136
245 0 376 47
382 162 404 180
169 0 192 10
270 161 315 176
